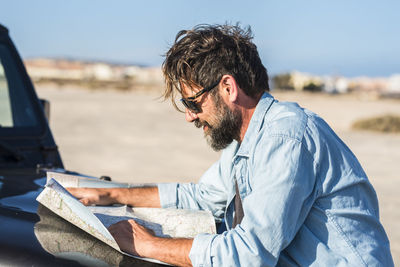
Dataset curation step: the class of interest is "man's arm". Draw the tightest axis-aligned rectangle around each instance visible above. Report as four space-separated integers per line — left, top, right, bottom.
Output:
108 219 193 267
67 187 161 207
68 186 194 265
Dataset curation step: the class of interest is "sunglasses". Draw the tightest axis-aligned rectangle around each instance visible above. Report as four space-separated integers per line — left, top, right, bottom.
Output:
180 79 221 113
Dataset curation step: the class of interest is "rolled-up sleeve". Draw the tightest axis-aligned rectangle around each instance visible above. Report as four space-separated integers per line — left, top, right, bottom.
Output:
157 182 178 208
189 233 217 266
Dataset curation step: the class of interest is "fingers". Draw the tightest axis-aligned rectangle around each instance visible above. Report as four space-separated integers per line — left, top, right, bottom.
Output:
79 198 91 206
108 219 141 235
107 220 138 255
67 188 89 205
128 220 156 237
66 187 82 197
67 187 89 199
127 220 142 233
108 223 121 235
107 219 156 257
66 188 103 206
108 220 136 232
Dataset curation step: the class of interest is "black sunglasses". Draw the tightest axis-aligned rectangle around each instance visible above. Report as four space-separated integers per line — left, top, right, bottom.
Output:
180 79 221 113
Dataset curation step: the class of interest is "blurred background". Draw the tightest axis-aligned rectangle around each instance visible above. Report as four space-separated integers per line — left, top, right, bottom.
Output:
1 0 399 264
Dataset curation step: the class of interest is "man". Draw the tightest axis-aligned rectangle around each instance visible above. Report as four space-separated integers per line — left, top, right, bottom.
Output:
69 24 393 266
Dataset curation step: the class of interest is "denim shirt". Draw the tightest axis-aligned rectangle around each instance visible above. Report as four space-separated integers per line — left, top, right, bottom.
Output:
158 93 393 267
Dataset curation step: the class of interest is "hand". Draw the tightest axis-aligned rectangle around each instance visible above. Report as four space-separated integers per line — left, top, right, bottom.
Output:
108 219 157 257
67 187 113 206
109 220 194 266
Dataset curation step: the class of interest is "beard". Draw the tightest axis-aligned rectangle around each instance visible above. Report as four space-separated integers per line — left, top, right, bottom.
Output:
194 94 242 151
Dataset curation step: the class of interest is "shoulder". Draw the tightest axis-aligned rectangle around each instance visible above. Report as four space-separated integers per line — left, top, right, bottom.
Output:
255 98 339 165
261 100 311 142
254 98 332 162
238 93 331 161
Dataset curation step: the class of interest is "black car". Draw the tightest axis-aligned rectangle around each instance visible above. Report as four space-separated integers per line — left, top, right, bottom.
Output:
0 24 162 267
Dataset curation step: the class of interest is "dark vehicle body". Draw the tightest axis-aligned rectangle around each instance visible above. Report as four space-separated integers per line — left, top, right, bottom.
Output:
0 24 160 266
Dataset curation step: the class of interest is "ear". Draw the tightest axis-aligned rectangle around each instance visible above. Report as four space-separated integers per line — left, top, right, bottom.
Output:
220 75 239 103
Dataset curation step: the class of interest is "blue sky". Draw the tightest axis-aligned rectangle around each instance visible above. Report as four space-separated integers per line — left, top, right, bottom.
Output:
1 0 399 77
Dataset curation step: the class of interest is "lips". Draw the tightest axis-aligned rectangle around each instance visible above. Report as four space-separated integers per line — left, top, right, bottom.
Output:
194 119 211 133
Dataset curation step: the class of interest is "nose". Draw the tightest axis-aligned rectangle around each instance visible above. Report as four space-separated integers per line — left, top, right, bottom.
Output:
185 108 198 122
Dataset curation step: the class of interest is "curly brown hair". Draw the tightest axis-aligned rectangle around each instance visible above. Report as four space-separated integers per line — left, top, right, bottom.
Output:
162 23 269 110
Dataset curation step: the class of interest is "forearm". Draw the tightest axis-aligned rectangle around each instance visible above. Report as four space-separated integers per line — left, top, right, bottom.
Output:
105 187 161 208
142 237 193 267
110 186 161 207
68 186 161 207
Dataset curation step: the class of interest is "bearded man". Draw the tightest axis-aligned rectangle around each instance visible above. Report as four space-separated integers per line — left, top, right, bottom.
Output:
69 24 393 266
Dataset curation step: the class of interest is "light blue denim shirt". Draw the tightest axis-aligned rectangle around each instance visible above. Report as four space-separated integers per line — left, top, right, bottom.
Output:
158 93 393 266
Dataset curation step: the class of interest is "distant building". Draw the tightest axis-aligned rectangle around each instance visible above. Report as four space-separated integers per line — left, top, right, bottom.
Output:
84 63 114 81
290 71 322 91
25 58 85 81
349 77 389 94
323 76 349 93
24 58 164 88
388 74 400 93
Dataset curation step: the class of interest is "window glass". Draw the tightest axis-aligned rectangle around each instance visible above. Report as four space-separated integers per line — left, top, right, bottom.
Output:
0 44 40 133
0 63 13 126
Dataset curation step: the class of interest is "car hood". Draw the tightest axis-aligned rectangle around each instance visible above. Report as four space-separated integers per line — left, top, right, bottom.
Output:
0 169 161 267
0 168 76 266
0 168 46 213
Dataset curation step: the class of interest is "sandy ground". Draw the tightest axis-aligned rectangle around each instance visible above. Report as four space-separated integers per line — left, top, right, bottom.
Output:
37 86 400 264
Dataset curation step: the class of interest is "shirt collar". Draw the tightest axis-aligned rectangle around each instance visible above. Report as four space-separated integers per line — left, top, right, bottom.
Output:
234 92 274 158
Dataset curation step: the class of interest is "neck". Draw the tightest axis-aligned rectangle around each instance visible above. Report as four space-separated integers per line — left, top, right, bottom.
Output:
237 94 262 142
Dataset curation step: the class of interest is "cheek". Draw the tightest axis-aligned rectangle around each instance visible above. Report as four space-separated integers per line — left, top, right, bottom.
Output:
199 96 221 125
204 111 223 128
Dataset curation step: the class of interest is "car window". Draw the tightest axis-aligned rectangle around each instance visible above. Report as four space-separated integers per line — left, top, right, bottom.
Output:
0 43 42 136
0 62 13 126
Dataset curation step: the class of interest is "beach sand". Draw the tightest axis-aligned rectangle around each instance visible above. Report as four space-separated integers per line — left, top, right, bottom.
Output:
37 86 400 264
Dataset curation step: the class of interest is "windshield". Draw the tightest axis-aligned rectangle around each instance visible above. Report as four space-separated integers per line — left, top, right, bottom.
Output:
0 43 43 136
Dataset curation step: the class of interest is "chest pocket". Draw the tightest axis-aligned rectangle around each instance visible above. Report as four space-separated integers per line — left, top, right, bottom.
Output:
233 157 252 198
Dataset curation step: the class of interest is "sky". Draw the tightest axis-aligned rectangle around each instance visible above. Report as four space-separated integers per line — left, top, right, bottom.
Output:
1 0 399 77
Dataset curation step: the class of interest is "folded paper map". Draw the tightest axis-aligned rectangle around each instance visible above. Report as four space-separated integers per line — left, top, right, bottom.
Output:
46 171 131 188
36 178 216 264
